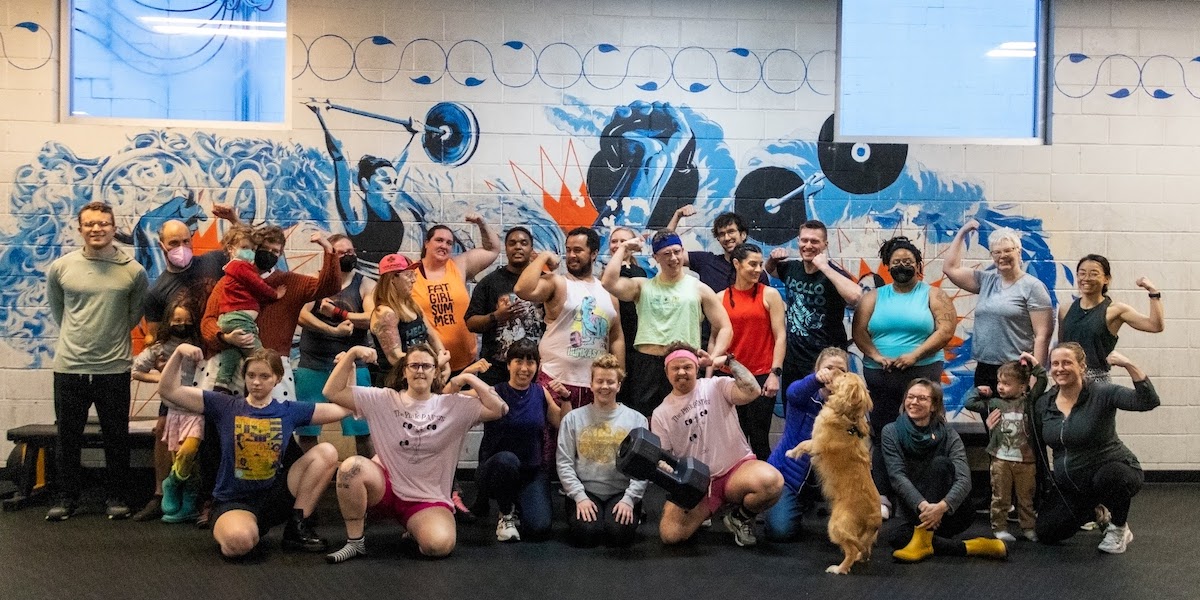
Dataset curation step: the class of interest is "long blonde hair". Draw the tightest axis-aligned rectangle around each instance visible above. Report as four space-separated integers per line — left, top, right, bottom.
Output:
374 270 421 318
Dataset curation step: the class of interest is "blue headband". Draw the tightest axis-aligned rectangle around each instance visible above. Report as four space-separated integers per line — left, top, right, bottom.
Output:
652 233 683 254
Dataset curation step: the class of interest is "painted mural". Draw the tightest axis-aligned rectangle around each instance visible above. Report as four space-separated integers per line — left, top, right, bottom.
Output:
0 20 1075 413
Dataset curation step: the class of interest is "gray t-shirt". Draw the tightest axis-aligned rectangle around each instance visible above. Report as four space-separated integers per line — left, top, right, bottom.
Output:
556 403 649 505
971 270 1052 364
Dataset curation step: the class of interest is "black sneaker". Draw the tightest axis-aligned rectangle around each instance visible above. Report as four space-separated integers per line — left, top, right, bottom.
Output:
106 499 131 520
46 498 76 522
282 515 328 552
132 496 164 522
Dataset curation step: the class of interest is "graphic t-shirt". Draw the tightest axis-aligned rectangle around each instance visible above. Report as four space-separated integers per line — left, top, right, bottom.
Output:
777 260 850 372
203 390 314 503
539 277 617 386
650 377 753 478
352 387 484 503
413 260 476 371
465 266 545 382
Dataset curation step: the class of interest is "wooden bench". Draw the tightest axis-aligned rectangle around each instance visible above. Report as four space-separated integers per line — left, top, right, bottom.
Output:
3 422 157 511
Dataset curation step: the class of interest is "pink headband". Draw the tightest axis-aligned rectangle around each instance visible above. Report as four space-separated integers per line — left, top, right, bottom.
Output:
664 349 699 367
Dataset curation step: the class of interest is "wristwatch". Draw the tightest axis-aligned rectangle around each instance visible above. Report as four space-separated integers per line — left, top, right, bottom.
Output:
771 367 783 377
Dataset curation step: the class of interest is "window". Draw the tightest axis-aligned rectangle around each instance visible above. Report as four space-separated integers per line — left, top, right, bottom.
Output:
838 0 1047 141
67 0 287 123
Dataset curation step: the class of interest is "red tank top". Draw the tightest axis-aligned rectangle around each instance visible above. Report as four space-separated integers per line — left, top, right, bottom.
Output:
721 283 774 376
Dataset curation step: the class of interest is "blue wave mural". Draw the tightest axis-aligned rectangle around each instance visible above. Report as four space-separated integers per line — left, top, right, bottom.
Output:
0 21 54 70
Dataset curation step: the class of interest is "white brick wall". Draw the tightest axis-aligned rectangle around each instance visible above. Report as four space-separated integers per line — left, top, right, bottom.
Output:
0 0 1195 471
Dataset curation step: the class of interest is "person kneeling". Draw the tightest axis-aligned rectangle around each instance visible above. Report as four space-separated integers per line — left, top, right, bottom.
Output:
322 344 507 562
651 343 784 547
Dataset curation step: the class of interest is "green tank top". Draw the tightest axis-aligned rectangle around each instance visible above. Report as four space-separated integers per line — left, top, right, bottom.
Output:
634 275 702 350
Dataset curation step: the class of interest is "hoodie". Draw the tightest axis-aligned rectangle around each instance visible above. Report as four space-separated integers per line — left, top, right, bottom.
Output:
47 246 148 373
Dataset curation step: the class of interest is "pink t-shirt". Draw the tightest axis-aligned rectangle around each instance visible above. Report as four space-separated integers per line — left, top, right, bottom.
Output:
352 387 484 503
650 377 754 478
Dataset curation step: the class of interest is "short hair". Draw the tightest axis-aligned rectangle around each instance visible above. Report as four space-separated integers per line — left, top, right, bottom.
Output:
253 225 286 248
1076 254 1112 294
506 226 532 242
356 155 394 192
904 378 946 425
799 219 828 240
221 224 255 249
506 338 541 365
384 343 442 391
663 340 698 356
77 201 114 225
651 229 680 248
242 348 285 380
591 353 626 382
996 359 1031 387
814 347 849 370
327 233 349 246
988 227 1023 254
1052 342 1087 369
879 236 923 270
566 226 600 253
712 212 748 237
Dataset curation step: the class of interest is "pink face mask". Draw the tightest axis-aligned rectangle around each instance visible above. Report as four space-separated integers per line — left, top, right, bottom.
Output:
167 245 194 269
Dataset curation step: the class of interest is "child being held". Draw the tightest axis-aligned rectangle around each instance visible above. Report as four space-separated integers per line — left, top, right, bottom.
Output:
212 225 288 389
132 297 203 522
964 352 1048 543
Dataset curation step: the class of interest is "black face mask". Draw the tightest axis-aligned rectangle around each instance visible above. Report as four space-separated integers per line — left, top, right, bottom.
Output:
888 264 916 284
254 249 278 271
168 324 196 340
339 255 358 273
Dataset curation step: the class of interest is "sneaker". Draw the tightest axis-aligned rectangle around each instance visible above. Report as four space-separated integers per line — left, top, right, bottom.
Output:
282 515 328 552
452 490 477 523
1081 505 1112 531
723 511 758 548
195 500 213 529
1023 529 1039 542
496 511 521 542
1097 524 1133 554
45 498 76 522
993 530 1017 543
881 504 891 521
106 499 131 520
326 538 368 564
700 518 713 529
132 497 164 522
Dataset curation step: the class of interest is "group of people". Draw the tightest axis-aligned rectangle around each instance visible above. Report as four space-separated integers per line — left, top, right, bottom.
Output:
43 200 1165 565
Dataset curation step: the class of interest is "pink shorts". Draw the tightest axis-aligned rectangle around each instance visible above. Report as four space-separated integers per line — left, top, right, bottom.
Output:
162 408 204 452
370 466 453 526
701 454 757 514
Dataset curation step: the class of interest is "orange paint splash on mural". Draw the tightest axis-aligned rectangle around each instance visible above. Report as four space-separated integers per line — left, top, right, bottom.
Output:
504 140 596 231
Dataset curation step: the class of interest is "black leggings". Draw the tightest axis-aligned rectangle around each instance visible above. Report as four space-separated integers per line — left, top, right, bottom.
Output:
1036 461 1143 544
865 362 944 495
565 492 641 548
737 373 775 460
882 455 975 555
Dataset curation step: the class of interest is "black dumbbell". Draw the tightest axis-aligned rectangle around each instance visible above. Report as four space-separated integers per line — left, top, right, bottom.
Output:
616 428 711 510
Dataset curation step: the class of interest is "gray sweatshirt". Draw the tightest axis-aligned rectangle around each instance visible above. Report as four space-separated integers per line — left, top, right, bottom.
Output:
47 246 148 373
556 403 649 506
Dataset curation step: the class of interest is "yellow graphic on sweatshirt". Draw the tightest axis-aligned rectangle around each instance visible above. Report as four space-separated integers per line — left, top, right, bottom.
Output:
577 422 629 464
233 415 283 481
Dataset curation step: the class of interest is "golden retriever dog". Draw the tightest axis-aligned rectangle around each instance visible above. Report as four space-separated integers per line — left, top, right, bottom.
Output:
786 373 881 574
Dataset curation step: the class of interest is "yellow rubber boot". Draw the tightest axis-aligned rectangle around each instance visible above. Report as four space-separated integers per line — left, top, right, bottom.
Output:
964 537 1008 560
892 527 934 563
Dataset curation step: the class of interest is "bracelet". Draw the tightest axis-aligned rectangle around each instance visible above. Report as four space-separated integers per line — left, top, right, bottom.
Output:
1148 292 1162 299
334 307 349 320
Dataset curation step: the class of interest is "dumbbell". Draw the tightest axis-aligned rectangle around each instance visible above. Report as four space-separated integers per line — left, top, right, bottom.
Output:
616 428 710 510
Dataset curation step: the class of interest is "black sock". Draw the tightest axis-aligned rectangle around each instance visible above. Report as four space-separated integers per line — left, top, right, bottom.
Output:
736 506 756 521
292 508 305 523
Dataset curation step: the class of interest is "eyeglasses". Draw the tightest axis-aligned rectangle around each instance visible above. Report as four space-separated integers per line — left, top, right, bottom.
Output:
406 363 436 372
990 247 1018 257
905 393 932 403
890 259 917 268
81 221 114 229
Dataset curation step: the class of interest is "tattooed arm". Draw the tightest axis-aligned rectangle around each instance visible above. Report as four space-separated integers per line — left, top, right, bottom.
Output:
726 356 764 406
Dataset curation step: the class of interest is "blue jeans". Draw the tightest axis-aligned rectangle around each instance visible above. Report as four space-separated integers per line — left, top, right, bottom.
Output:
764 485 805 542
475 451 552 537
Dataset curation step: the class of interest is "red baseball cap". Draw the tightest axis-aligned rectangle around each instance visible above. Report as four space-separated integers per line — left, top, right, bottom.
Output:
379 253 420 274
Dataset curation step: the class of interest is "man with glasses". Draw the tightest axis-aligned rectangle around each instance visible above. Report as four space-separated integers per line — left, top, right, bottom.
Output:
665 207 767 293
295 234 377 457
46 201 149 521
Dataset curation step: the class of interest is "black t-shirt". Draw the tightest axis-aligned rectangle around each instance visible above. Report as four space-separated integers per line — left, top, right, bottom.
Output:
144 250 227 322
777 260 850 372
464 266 545 384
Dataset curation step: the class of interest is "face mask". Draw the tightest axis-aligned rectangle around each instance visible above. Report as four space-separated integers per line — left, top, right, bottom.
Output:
235 248 255 262
166 246 193 269
888 264 916 284
339 255 358 273
254 249 278 271
168 324 196 340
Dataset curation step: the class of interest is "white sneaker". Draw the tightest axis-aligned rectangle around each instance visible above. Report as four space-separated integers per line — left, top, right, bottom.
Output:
723 511 758 548
1023 529 1038 542
881 504 891 520
1097 523 1133 554
496 511 521 542
994 530 1017 543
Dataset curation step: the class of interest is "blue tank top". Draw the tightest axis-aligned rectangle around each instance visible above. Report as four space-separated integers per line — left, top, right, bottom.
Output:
865 282 943 368
479 382 547 469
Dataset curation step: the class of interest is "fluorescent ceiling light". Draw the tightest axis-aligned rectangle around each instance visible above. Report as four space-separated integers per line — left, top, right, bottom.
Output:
140 16 285 28
150 25 286 38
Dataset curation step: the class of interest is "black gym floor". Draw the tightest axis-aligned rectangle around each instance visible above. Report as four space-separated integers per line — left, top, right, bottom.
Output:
1 481 1196 600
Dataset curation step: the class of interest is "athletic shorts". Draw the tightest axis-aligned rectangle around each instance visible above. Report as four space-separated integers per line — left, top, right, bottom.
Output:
701 454 757 514
369 465 453 526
